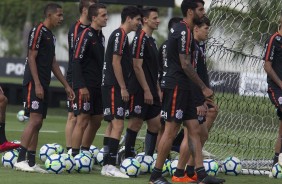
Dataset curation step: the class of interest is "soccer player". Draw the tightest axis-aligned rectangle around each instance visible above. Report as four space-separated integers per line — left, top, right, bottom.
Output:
149 1 224 183
0 86 21 152
15 3 75 173
65 0 98 152
71 3 107 157
101 6 142 178
264 12 282 174
172 16 219 183
124 7 161 158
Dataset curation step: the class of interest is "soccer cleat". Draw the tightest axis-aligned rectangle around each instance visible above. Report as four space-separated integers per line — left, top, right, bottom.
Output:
32 164 48 174
198 175 225 184
278 153 282 167
14 161 34 172
149 176 172 184
101 165 108 175
0 141 21 152
172 173 197 183
104 165 129 178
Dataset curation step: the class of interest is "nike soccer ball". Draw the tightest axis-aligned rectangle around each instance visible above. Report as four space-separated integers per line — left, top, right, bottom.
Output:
203 159 219 176
39 143 57 162
45 154 66 174
53 143 64 154
222 156 242 175
1 150 18 168
61 153 76 173
96 148 105 166
16 110 29 122
136 155 154 173
74 153 93 173
120 158 141 177
152 159 171 176
89 145 99 161
272 163 282 178
170 159 179 175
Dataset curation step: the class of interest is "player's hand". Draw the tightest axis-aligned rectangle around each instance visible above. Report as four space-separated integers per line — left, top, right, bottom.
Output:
144 89 153 105
65 86 75 101
35 83 44 99
80 87 90 102
197 105 207 116
121 88 129 102
202 87 214 101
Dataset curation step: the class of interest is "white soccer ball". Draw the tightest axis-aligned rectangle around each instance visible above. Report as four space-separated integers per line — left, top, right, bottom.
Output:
222 156 242 175
120 158 141 177
136 155 154 173
272 163 282 178
89 145 99 159
152 159 171 176
39 143 57 162
53 143 64 154
96 148 105 166
16 110 29 122
74 153 93 173
45 154 66 174
80 150 93 158
170 159 178 175
153 153 158 160
1 150 19 168
61 153 76 173
203 159 219 176
135 152 145 161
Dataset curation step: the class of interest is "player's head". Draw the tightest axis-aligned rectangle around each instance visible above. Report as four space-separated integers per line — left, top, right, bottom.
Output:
168 17 182 30
88 3 107 28
181 0 205 23
44 3 63 27
142 7 160 30
121 6 142 31
79 0 98 15
194 16 210 41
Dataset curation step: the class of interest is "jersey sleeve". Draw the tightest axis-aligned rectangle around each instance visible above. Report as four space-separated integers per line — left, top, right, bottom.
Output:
113 30 127 56
28 24 43 51
132 31 146 59
264 35 276 62
173 24 192 55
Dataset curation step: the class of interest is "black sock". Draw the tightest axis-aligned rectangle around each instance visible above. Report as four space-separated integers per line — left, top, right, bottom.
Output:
17 146 27 162
72 148 80 157
0 123 7 144
196 167 207 181
150 167 163 181
81 146 89 151
186 165 195 177
145 129 158 156
107 138 119 166
66 147 71 152
125 128 138 158
174 168 185 177
27 151 36 167
273 153 279 166
103 137 110 166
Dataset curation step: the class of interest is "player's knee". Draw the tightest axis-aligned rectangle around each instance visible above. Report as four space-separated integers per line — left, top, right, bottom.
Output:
277 108 282 120
0 94 8 106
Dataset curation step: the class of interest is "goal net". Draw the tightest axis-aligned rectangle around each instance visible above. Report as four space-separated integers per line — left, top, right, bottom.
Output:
204 0 282 174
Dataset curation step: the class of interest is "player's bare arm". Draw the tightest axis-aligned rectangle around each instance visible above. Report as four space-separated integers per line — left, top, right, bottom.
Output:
133 58 153 105
28 49 44 99
112 54 129 102
264 61 282 89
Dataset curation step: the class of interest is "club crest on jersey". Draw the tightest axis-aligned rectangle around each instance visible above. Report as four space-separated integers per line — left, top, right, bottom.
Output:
278 97 282 105
88 32 93 37
73 103 78 110
181 31 186 35
117 107 124 116
116 33 120 36
276 36 281 41
31 101 39 110
175 109 183 119
83 102 90 111
134 105 142 114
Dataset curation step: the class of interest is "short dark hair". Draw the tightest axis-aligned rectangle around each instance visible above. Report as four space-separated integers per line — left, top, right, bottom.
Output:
79 0 98 14
87 3 106 22
44 3 62 18
142 7 159 18
181 0 205 17
194 16 211 27
121 6 142 24
168 17 182 30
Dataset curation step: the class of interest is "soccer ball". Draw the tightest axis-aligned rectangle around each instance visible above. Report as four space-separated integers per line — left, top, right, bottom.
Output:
272 163 282 178
39 143 57 162
74 153 93 173
61 153 76 173
153 153 158 160
45 154 66 174
80 150 93 158
96 148 105 166
89 145 99 160
170 159 178 175
152 159 171 176
120 158 141 177
53 143 64 154
67 148 72 155
135 152 146 161
16 110 29 122
136 155 154 173
1 150 19 168
222 156 242 175
203 159 219 176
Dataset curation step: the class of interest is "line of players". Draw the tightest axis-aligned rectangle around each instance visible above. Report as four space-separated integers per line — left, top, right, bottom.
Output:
12 0 226 183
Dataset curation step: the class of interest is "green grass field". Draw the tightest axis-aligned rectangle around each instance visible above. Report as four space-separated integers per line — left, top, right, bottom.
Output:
0 105 281 184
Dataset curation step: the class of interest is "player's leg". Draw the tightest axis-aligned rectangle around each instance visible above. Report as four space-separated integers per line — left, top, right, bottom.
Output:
274 108 282 166
65 110 76 152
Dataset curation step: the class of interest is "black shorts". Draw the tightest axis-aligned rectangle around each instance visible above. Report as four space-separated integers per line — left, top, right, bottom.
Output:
73 87 103 116
102 86 127 122
161 86 197 124
23 82 48 119
128 91 161 121
268 87 282 108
